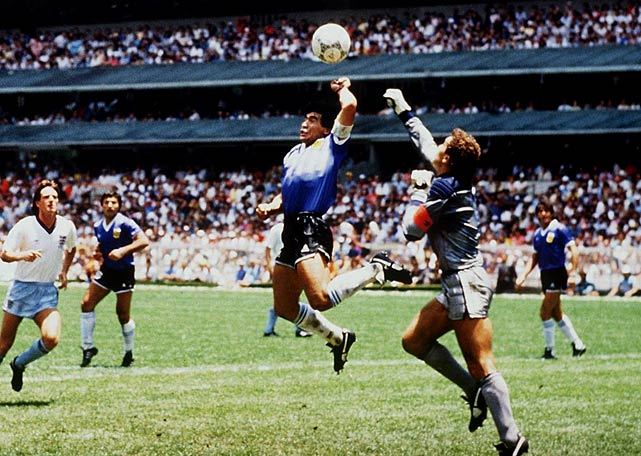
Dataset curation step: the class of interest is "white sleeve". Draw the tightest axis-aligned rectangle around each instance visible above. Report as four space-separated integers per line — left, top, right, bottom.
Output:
2 221 24 252
331 120 353 143
65 221 78 250
405 116 438 163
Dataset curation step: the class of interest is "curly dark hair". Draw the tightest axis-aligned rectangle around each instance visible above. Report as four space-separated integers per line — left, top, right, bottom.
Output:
100 189 122 208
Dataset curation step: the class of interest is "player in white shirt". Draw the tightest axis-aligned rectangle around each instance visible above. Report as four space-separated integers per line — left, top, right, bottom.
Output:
0 180 77 392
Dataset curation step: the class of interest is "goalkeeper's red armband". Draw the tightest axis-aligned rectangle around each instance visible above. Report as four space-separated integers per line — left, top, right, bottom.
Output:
413 204 433 233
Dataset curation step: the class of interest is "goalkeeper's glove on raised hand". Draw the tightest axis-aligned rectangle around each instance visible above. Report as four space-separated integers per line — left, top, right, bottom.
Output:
383 88 412 116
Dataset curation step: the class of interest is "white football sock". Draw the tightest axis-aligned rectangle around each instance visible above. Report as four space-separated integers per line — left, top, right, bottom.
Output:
542 319 555 350
558 315 584 349
326 263 380 306
80 311 96 350
121 319 135 352
294 303 343 345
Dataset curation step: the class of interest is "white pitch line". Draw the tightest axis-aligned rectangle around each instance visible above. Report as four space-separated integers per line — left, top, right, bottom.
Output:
16 352 641 384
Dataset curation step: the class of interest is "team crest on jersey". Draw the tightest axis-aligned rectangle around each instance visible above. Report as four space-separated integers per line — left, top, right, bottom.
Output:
546 232 555 243
311 139 324 149
113 227 122 239
58 235 67 249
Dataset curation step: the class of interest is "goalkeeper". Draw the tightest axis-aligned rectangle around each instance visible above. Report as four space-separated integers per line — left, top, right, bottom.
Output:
384 89 528 456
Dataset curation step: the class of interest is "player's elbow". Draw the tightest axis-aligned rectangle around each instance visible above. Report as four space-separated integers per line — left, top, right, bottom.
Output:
402 223 425 242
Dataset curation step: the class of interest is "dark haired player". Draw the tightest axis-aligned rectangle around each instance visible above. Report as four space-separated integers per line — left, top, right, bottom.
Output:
79 191 150 367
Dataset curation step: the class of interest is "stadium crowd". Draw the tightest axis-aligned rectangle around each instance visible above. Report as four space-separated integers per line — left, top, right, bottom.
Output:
1 1 640 70
0 159 639 293
2 96 640 126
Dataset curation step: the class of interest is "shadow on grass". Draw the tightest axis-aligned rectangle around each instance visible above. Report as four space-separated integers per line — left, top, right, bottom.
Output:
0 399 53 407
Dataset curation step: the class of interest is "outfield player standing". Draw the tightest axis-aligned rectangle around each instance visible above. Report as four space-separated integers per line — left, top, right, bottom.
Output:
384 89 528 456
516 201 587 359
0 180 77 392
257 77 411 374
79 191 150 367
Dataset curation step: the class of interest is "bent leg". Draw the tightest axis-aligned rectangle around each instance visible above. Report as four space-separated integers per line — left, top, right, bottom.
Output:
0 311 23 359
273 261 343 347
15 308 60 368
297 253 379 310
402 299 476 396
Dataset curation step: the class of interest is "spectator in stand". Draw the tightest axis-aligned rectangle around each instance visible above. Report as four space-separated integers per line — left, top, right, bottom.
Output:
570 269 599 297
607 265 640 297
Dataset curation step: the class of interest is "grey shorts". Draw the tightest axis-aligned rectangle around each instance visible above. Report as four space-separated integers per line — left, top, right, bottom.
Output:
436 267 494 320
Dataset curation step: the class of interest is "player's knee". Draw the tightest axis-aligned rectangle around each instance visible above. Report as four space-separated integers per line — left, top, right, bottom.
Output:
41 334 59 351
0 339 14 355
307 292 333 311
81 296 96 312
401 334 424 358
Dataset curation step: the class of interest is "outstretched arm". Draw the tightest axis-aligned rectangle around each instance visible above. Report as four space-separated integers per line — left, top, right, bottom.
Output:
331 77 357 129
383 88 438 166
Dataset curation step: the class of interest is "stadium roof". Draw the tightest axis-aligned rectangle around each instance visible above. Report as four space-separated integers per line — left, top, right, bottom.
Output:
1 46 639 94
1 111 639 148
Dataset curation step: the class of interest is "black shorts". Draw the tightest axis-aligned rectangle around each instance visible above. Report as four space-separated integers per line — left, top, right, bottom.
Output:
93 266 136 293
540 267 568 293
277 213 333 269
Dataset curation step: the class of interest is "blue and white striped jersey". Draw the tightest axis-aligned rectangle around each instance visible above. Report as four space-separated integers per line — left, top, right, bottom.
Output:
94 213 141 270
533 219 574 271
281 133 349 215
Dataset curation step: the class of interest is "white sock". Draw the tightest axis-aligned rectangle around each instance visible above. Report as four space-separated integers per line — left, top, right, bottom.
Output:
294 303 343 345
542 319 555 350
121 320 135 352
558 315 584 349
326 263 380 306
80 311 96 350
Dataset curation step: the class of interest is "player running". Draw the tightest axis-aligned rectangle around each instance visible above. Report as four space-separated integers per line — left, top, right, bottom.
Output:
0 180 77 391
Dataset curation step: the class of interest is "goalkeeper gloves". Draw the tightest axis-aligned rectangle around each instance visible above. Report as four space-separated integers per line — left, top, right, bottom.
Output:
383 88 412 115
408 169 434 205
411 169 434 190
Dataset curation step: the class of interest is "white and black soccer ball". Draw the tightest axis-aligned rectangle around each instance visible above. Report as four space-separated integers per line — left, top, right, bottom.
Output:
311 23 351 64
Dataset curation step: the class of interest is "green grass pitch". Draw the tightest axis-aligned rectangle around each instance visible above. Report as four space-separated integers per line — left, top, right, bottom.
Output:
0 285 639 455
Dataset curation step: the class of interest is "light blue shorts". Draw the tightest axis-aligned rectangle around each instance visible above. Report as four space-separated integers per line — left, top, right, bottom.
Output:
3 280 59 319
436 266 494 320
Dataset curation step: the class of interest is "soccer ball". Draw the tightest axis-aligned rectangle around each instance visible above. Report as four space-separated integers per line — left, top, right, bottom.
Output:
311 23 351 64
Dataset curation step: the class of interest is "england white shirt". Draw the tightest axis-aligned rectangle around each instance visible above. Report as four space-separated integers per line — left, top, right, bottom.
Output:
2 215 77 283
266 222 284 261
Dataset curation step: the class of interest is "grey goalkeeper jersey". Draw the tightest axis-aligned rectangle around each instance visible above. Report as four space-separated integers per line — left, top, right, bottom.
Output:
424 176 483 273
403 113 483 273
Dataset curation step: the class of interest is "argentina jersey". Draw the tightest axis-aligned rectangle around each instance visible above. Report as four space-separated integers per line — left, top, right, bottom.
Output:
95 213 142 269
424 175 483 272
533 219 573 271
281 133 349 215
